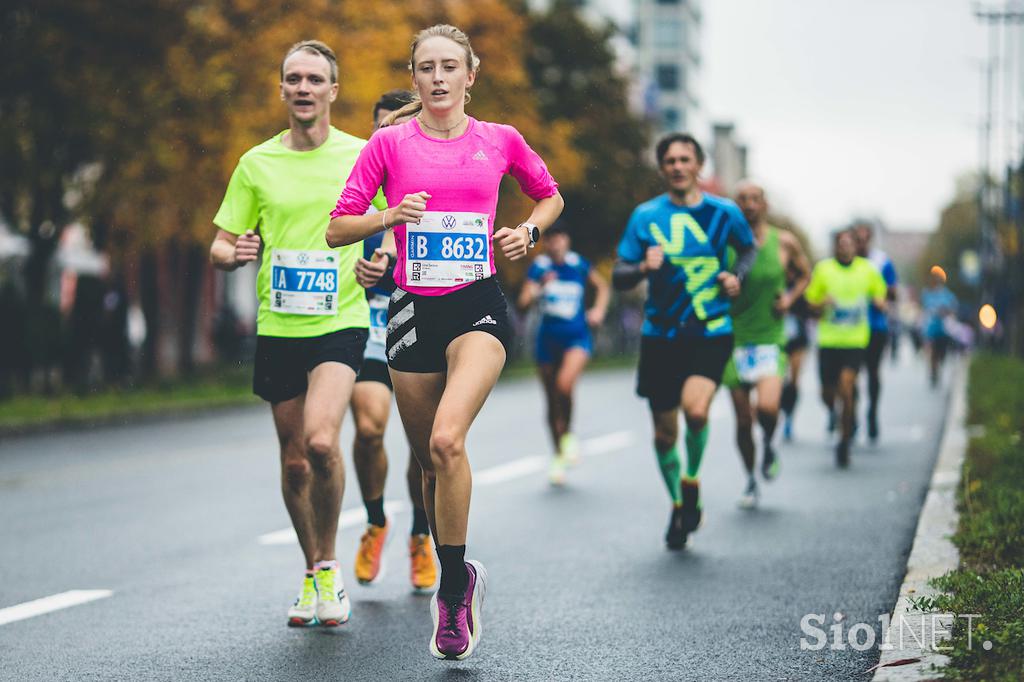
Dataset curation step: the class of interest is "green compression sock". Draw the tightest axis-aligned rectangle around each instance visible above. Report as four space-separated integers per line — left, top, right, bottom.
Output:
655 444 682 505
684 426 709 479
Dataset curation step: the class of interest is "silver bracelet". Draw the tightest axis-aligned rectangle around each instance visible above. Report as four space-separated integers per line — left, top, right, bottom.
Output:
380 208 389 231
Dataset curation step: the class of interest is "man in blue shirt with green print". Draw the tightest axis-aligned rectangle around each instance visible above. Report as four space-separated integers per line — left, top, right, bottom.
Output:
613 132 757 550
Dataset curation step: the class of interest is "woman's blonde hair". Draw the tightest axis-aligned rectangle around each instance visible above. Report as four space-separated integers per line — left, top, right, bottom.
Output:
381 24 480 127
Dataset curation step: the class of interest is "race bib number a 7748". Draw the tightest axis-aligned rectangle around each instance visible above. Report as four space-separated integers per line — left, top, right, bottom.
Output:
270 249 339 316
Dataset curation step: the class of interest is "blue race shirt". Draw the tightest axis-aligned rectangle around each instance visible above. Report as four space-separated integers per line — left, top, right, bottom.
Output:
921 285 958 338
527 251 590 335
867 248 897 332
362 231 394 362
617 193 755 338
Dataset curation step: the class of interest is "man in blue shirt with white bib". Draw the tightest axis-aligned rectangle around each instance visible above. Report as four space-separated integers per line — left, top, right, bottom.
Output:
613 133 757 550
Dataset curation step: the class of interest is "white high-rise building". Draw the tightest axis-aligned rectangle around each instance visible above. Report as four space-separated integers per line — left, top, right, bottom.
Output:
527 0 702 136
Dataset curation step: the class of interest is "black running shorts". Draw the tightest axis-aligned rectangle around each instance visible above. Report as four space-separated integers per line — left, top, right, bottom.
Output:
865 330 889 373
386 278 512 374
253 328 368 404
818 346 865 387
637 334 734 412
356 358 393 390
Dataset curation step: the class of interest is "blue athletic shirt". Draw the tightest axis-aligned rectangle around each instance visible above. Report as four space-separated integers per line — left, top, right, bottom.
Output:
527 251 590 336
617 193 755 338
867 248 897 332
362 230 394 362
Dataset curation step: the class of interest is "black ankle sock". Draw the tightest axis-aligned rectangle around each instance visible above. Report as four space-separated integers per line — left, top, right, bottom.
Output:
411 506 430 536
437 544 468 597
364 496 386 527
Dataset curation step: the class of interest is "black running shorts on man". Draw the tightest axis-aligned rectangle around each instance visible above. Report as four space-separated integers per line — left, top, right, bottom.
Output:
356 358 393 390
637 335 734 412
386 277 512 374
253 328 368 403
818 347 865 387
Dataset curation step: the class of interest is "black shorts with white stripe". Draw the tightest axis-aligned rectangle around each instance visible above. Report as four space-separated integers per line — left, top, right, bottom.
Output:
386 277 512 373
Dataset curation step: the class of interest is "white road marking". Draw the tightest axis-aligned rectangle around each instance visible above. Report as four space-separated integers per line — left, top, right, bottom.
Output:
474 456 546 485
257 430 634 546
0 590 113 626
258 500 409 546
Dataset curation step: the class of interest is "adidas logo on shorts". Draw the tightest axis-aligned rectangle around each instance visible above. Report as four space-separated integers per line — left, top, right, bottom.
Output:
473 315 497 326
472 150 488 161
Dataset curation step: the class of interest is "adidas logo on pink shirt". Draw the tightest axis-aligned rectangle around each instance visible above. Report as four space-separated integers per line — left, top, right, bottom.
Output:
472 150 488 161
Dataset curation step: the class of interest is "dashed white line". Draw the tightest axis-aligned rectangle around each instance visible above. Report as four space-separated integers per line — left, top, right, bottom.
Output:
258 500 409 546
257 430 634 546
0 590 113 626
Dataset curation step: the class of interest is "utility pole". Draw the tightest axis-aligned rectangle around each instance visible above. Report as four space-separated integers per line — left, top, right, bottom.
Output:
973 3 1024 353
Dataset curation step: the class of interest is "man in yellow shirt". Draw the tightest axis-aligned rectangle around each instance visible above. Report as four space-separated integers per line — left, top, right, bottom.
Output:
804 229 887 468
209 40 383 627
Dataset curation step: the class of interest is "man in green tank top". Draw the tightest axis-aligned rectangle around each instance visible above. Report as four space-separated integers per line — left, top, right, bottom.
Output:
722 181 810 508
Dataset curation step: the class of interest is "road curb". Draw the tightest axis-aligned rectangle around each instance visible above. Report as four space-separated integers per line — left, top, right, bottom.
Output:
871 359 967 681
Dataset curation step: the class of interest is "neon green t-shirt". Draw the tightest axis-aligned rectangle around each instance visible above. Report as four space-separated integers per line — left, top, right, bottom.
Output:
213 127 385 338
804 257 886 349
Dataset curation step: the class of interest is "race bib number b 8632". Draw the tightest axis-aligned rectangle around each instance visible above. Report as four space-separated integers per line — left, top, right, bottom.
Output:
405 211 490 288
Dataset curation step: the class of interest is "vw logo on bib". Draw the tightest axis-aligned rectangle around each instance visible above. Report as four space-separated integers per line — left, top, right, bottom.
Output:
442 214 457 230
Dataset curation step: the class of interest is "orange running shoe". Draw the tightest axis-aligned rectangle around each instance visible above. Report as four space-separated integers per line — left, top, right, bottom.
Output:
355 521 389 585
409 533 437 592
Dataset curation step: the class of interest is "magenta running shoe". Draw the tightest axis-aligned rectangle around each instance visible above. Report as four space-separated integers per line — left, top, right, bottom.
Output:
429 559 487 660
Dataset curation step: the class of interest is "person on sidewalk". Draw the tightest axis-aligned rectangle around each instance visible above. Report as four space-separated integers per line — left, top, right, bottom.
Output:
613 132 756 549
517 221 610 485
722 180 810 508
209 40 380 627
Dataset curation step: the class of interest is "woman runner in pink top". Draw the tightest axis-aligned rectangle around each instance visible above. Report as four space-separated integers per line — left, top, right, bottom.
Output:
326 24 564 661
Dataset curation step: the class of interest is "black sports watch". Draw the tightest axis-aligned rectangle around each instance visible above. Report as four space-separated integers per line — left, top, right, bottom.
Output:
517 222 540 248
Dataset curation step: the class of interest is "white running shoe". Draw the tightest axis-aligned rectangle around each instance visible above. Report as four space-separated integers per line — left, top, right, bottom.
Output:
314 562 351 626
737 478 760 510
548 455 568 486
287 572 318 627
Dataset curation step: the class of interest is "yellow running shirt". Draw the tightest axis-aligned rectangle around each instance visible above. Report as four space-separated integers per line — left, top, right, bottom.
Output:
213 127 385 338
804 257 886 349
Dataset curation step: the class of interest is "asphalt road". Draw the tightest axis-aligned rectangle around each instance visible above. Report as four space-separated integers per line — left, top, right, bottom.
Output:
0 349 953 681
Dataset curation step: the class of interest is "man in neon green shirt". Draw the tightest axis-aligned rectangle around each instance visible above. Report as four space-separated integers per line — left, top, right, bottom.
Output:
209 40 383 628
804 229 887 467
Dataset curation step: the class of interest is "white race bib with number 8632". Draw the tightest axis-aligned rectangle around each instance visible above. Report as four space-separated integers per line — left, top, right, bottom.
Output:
405 211 490 288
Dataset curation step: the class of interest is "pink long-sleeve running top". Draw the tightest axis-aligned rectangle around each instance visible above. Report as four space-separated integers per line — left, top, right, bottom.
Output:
331 117 559 296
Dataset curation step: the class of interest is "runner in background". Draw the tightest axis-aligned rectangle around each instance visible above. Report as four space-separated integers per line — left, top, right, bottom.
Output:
613 132 756 550
780 293 811 442
348 89 436 592
853 222 897 442
517 221 609 485
920 266 958 388
723 180 810 508
209 40 380 627
804 230 887 468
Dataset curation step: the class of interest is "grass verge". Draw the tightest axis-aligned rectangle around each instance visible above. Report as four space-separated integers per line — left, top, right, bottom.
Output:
911 353 1024 680
0 365 257 433
0 354 638 433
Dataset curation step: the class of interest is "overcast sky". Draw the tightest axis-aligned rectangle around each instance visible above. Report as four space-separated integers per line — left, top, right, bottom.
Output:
703 0 1003 244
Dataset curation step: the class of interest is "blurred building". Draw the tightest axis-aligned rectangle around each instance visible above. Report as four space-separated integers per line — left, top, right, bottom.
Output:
709 122 748 196
529 0 703 136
